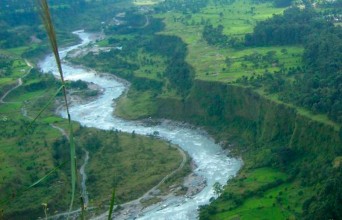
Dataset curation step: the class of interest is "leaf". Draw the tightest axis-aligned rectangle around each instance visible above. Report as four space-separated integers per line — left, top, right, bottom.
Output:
37 0 77 215
108 189 116 220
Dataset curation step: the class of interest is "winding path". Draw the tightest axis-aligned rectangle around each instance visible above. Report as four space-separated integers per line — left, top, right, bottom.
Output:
47 139 188 220
0 78 23 103
50 124 69 139
0 59 32 104
92 145 188 220
80 148 90 206
49 123 90 209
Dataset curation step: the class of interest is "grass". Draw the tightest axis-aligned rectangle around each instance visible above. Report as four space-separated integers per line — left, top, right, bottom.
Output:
86 35 166 83
109 0 302 119
0 54 30 88
37 0 78 213
193 45 303 82
134 49 166 81
0 78 15 87
77 128 189 208
115 89 157 119
0 53 189 218
296 107 341 131
222 167 288 196
0 114 72 218
214 182 311 220
206 167 311 220
0 55 74 218
7 45 39 56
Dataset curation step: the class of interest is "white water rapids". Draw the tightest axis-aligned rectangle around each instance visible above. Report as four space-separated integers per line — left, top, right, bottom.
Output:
39 30 242 219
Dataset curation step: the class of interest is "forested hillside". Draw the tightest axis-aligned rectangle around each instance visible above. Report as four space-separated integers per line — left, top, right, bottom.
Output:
240 7 342 124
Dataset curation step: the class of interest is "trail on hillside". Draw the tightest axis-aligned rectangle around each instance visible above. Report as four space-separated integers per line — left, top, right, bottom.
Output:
0 59 32 103
92 145 188 220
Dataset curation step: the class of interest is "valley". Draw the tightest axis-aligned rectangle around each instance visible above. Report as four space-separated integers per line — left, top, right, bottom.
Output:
0 0 342 219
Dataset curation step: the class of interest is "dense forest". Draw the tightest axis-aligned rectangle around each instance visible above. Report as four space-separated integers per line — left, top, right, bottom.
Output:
71 11 194 96
244 8 330 46
0 0 87 49
0 0 127 51
239 7 342 124
202 24 230 47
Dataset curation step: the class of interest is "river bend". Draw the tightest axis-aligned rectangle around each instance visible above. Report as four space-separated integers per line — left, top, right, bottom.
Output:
39 30 242 220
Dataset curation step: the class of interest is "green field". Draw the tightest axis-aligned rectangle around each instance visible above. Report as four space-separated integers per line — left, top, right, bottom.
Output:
0 55 30 88
201 167 311 220
116 89 157 119
214 181 310 220
155 0 300 82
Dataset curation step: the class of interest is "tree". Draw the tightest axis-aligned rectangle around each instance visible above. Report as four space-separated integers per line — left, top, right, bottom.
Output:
213 182 223 196
225 57 234 68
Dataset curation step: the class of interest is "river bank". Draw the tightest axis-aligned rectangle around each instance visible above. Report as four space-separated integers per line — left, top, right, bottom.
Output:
118 77 342 218
39 30 241 219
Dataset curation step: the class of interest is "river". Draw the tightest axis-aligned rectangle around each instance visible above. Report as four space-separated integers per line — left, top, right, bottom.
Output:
39 30 242 220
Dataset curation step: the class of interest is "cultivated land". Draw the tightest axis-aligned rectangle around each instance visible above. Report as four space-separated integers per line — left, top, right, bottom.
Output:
155 0 341 131
156 1 302 82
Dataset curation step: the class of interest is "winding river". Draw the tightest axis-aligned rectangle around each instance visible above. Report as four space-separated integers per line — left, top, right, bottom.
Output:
39 30 242 219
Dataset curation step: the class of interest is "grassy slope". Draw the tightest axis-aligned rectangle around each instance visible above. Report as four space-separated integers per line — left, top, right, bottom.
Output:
78 128 186 207
202 156 313 220
0 57 72 218
116 89 159 120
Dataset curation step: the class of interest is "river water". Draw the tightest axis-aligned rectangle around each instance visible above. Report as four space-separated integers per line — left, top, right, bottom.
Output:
39 30 242 220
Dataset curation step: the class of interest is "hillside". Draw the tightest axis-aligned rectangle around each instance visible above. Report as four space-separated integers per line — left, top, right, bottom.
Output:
1 0 342 219
70 0 342 219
